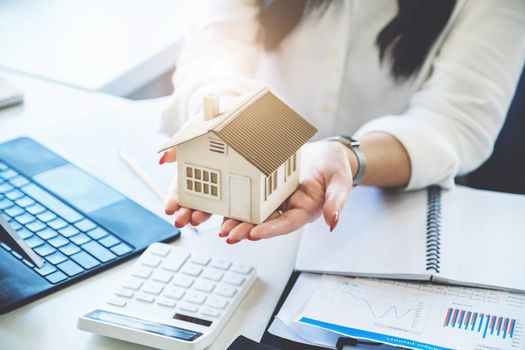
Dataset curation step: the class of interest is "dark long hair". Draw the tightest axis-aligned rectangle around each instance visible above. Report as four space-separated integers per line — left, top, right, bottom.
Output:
258 0 457 81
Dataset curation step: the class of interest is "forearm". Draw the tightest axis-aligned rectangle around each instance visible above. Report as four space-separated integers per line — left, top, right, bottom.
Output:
347 132 411 188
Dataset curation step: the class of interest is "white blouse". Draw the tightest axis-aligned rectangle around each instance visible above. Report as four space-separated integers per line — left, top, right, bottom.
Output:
161 0 525 190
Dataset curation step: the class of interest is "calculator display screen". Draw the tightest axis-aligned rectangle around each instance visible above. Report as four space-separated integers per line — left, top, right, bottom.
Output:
85 309 202 341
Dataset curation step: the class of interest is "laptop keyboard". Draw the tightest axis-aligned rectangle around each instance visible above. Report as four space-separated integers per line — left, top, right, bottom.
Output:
0 161 134 285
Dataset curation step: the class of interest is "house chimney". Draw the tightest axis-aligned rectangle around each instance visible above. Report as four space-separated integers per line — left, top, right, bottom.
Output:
203 94 220 121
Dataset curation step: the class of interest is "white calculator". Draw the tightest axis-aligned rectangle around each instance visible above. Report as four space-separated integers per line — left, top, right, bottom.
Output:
78 243 257 350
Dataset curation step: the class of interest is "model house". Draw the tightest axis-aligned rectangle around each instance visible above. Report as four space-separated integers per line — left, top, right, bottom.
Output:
160 87 318 224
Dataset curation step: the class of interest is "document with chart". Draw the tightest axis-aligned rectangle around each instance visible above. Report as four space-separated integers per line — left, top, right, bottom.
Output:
294 275 525 350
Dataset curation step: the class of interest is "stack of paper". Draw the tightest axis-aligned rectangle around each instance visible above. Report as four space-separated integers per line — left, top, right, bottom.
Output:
269 274 525 350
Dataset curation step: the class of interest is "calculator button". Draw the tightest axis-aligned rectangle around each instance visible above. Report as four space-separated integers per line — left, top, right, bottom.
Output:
149 244 170 257
206 297 228 310
115 289 134 299
210 259 232 271
158 298 176 308
152 270 173 284
190 255 210 266
143 282 164 295
164 286 185 300
179 303 198 313
122 278 143 291
136 294 155 303
201 308 221 318
141 255 161 268
181 264 203 277
161 252 190 272
186 291 207 305
202 269 224 282
132 266 153 279
172 275 194 288
215 285 237 298
194 280 216 293
224 274 245 286
108 298 127 308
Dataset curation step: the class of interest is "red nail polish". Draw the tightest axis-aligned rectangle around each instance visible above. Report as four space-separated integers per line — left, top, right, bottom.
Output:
330 211 339 232
159 152 168 165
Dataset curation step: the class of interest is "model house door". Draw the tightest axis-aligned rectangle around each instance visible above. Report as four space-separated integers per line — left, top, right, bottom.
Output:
228 174 250 221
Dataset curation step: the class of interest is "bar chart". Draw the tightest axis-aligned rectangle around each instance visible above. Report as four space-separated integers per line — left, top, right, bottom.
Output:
443 307 516 340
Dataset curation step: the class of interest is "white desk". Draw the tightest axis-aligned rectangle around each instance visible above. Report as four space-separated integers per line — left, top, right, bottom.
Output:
0 0 196 96
0 71 301 349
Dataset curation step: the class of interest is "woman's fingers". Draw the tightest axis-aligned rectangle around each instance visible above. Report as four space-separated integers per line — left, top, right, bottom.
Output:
174 207 192 228
190 210 212 226
159 148 177 165
226 222 255 244
165 177 180 215
249 208 310 239
219 218 242 237
322 171 352 231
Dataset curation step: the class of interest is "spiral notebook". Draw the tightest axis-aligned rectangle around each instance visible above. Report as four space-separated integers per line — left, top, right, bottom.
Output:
295 185 525 292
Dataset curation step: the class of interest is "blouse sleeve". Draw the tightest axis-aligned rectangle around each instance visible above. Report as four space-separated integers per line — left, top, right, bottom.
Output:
160 0 262 136
354 0 525 190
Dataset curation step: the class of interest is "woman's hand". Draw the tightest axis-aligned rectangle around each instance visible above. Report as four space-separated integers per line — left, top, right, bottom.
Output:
220 140 355 244
160 148 214 227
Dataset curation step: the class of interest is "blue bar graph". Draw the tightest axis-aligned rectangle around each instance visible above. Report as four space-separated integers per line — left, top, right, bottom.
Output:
443 308 516 341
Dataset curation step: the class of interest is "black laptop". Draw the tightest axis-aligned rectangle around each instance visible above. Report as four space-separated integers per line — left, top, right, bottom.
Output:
0 137 179 313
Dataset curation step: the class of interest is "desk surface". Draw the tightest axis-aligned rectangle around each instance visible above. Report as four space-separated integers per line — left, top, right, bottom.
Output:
0 71 300 350
0 0 196 96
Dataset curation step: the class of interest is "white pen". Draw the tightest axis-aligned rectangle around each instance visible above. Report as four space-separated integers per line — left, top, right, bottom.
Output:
119 149 199 233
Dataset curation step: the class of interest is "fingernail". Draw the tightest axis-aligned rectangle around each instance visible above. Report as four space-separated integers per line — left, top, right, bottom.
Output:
226 238 237 244
159 152 168 165
329 211 339 232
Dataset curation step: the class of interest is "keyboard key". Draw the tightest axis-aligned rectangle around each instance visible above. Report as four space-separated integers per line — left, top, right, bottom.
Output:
201 308 221 318
70 251 100 269
161 252 190 272
45 270 67 284
70 233 90 245
36 228 58 240
75 219 96 232
115 289 134 299
46 251 67 265
0 169 17 180
210 258 232 271
108 298 127 307
11 250 22 259
25 235 44 248
152 270 173 284
0 163 6 170
22 259 35 268
15 196 34 207
158 298 176 308
48 218 68 230
34 243 56 257
21 184 82 223
141 255 161 268
0 182 14 193
215 285 237 298
223 274 245 287
15 213 36 225
179 302 198 313
186 291 207 305
5 205 23 217
26 203 45 215
136 294 155 303
26 220 46 233
57 259 84 276
202 269 224 282
5 190 23 201
48 235 69 248
132 266 153 279
0 198 13 210
149 244 170 257
86 227 108 240
206 297 228 310
17 228 33 239
190 255 211 266
59 243 81 256
59 225 80 237
81 241 116 263
143 282 164 295
8 219 22 231
0 242 11 251
99 234 120 248
172 275 194 288
34 262 57 276
164 286 185 300
181 264 203 277
110 242 132 256
122 278 143 291
9 176 29 188
37 211 56 223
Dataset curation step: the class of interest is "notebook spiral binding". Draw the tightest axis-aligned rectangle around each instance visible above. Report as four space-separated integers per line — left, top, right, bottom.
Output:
426 186 442 273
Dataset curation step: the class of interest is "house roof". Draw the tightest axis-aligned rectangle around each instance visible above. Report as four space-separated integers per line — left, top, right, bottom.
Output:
160 87 318 176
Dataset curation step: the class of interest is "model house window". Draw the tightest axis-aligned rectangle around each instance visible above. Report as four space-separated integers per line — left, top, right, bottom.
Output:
265 170 278 200
285 153 297 180
209 139 226 154
186 165 220 198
